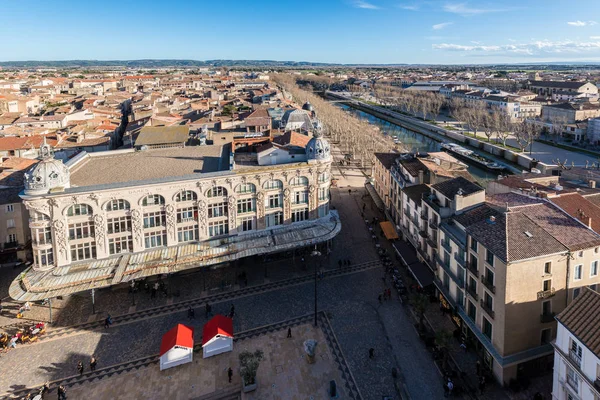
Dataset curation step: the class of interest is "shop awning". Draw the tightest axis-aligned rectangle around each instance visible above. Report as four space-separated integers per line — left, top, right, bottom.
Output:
407 261 434 288
380 221 399 240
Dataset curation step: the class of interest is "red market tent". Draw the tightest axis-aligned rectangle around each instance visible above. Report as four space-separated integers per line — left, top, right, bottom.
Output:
202 315 234 358
159 324 194 371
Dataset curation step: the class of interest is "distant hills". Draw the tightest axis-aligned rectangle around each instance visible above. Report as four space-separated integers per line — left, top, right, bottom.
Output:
0 59 599 69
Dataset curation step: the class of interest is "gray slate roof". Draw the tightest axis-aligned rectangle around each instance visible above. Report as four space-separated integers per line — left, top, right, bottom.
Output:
432 176 483 199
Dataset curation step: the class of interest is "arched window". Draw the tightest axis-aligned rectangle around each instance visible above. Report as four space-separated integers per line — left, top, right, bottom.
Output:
176 190 197 202
105 199 130 211
206 187 227 198
142 194 165 206
289 176 308 186
236 183 256 194
66 204 93 217
263 179 283 190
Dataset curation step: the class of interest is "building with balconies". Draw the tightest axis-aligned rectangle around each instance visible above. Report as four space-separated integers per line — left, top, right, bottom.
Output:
10 130 340 301
552 287 600 400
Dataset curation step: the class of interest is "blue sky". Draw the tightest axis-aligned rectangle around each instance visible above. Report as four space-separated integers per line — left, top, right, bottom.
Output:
2 0 600 64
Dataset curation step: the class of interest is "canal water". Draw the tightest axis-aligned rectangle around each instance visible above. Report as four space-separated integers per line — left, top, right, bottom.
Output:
338 104 499 185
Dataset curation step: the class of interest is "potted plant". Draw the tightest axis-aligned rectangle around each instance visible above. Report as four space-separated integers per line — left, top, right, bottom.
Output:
303 339 318 364
239 350 264 393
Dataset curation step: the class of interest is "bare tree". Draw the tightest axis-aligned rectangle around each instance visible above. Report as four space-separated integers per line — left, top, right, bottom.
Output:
514 120 541 154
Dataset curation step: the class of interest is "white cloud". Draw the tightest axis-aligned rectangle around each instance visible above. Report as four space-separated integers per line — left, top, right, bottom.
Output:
399 4 419 10
443 2 510 16
592 36 600 39
432 39 600 57
470 40 482 45
351 0 380 9
433 22 453 30
568 20 597 27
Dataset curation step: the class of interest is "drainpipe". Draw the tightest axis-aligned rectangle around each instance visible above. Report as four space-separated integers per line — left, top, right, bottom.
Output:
565 252 572 308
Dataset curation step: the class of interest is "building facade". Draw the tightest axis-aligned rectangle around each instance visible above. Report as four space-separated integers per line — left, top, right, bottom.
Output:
10 133 340 301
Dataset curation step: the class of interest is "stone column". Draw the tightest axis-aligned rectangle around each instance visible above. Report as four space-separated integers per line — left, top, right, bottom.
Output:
165 204 177 245
228 195 237 234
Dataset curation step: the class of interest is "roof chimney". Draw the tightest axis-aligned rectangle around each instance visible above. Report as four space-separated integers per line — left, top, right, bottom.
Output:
590 180 597 189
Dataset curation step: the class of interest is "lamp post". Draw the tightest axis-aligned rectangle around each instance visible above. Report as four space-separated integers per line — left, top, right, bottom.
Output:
130 280 136 306
311 247 322 327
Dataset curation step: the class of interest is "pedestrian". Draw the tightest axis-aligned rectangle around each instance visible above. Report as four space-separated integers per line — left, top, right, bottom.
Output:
460 338 467 352
228 367 233 383
338 260 342 268
187 306 195 320
479 375 486 395
205 303 210 318
378 294 382 304
230 304 235 318
476 360 481 376
90 355 97 372
40 381 50 397
362 203 366 211
287 327 292 338
77 361 84 375
368 348 374 359
445 378 454 397
348 189 351 196
57 385 67 400
151 283 157 299
207 303 212 318
104 314 112 329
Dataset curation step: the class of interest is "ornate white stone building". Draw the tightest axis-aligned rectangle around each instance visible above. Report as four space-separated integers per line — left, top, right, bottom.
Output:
10 132 339 301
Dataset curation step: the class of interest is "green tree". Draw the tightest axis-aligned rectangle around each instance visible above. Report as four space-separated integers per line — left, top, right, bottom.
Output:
411 293 429 332
239 350 264 385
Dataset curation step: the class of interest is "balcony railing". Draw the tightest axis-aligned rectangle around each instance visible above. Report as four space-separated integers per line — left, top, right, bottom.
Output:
566 374 579 393
540 312 556 323
481 275 496 294
454 253 466 268
177 217 198 223
437 256 465 288
569 350 582 368
537 288 556 300
426 237 437 249
480 299 495 319
466 260 478 275
419 230 428 239
429 218 438 229
441 240 451 253
467 285 478 300
420 212 428 220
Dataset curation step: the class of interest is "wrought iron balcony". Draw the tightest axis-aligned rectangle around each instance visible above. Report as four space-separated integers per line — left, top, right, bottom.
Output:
420 212 428 220
537 288 556 300
480 299 495 319
454 253 466 268
429 218 438 229
419 230 428 239
481 275 496 294
441 240 451 253
466 260 478 275
540 312 556 323
466 285 478 300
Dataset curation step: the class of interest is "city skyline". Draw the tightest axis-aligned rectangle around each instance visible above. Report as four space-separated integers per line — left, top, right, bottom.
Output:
2 0 600 64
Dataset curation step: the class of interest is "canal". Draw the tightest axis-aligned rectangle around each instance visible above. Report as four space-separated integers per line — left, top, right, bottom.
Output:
337 104 501 185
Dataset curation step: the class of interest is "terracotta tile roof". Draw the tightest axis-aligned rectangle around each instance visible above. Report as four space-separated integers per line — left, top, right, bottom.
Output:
272 131 310 148
556 287 600 359
550 193 600 234
515 202 600 251
398 156 426 177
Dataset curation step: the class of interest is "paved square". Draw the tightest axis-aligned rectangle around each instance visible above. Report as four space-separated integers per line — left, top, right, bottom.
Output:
64 323 348 400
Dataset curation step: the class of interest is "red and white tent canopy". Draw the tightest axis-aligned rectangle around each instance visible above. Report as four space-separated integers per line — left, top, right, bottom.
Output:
159 324 194 371
202 315 234 358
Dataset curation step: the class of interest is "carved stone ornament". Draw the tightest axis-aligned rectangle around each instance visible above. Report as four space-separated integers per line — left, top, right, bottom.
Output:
52 219 68 257
88 193 100 206
227 196 236 226
308 184 316 193
283 188 291 199
131 209 143 245
93 214 105 249
225 178 233 189
165 204 176 233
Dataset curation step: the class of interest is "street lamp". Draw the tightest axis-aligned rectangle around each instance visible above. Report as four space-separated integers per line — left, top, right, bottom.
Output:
311 247 322 327
130 280 136 306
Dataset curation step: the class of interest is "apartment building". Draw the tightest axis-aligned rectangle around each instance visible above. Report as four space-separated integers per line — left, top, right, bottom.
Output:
528 81 598 98
552 287 600 400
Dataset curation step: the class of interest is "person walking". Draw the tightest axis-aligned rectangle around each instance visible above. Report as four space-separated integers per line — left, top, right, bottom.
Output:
445 378 454 398
90 356 97 372
77 361 84 376
369 348 374 359
287 327 292 338
378 294 383 304
104 314 112 329
57 385 67 400
479 375 486 395
476 360 481 376
187 307 195 320
228 367 233 383
205 303 210 318
229 304 235 318
151 282 157 299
